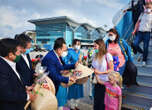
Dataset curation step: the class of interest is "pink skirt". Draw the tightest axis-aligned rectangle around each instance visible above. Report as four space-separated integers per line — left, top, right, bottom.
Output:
105 105 115 110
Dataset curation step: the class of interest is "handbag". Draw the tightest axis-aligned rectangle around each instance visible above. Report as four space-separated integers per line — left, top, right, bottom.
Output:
123 60 138 85
120 40 138 86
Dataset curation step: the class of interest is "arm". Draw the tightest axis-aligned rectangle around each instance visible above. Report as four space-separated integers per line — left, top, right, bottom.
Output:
47 60 69 84
78 54 83 63
118 95 122 110
132 20 140 35
63 64 75 70
96 75 105 85
125 7 133 12
94 53 114 74
108 60 114 71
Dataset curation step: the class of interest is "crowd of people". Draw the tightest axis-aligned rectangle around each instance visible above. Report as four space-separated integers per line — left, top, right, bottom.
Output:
0 0 151 110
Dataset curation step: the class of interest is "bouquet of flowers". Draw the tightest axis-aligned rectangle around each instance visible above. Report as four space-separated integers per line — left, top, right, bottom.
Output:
31 58 40 70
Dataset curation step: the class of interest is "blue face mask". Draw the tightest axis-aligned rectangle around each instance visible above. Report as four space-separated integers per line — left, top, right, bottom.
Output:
25 48 33 54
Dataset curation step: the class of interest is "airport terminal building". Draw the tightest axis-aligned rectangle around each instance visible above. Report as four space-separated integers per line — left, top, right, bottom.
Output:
29 16 105 50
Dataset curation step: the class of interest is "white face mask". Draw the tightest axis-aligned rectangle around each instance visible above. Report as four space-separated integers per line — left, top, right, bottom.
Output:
145 8 152 13
109 35 116 41
74 45 81 50
61 51 68 57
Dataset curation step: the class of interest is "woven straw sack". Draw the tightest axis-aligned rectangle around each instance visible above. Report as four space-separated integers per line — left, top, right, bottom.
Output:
75 64 93 79
45 76 56 95
31 84 58 110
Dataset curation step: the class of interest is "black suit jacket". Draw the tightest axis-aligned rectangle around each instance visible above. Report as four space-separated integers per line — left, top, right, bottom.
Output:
0 57 27 110
16 54 35 86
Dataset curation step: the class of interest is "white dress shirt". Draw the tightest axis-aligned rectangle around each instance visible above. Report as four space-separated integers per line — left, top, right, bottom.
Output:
21 54 30 68
1 57 21 80
53 50 63 65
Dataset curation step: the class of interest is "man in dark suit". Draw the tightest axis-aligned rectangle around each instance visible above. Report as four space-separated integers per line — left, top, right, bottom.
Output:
42 38 77 93
0 38 35 110
15 34 35 86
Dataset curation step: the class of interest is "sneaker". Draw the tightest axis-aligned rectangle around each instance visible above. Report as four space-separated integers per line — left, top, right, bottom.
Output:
142 61 146 66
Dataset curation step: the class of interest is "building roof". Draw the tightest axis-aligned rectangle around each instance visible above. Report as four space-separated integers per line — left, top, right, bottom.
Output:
28 16 105 32
80 23 95 31
28 16 80 27
96 27 106 34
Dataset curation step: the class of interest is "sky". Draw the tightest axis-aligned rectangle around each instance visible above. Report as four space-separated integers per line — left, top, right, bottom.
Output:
0 0 129 38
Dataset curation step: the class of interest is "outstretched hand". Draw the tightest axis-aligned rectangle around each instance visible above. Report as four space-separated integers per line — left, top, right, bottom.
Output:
75 61 79 68
69 76 77 83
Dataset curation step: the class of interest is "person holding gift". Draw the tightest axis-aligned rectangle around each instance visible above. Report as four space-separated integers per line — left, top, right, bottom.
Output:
62 39 83 110
42 37 77 95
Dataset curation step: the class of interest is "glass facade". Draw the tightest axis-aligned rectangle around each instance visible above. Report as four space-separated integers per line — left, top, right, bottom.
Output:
29 17 105 50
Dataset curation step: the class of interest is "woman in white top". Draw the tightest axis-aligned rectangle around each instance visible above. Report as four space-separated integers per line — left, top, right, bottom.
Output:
92 39 114 110
132 1 152 66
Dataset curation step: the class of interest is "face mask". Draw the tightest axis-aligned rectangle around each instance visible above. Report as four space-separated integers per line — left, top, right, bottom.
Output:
145 8 152 13
109 35 116 41
61 51 68 57
25 48 33 54
14 55 21 63
95 49 99 53
74 45 81 50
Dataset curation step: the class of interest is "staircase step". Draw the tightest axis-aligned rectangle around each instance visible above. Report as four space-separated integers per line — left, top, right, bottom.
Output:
138 67 152 76
137 76 152 87
136 64 152 68
123 85 152 99
134 60 152 66
122 94 152 110
77 97 93 110
137 75 152 83
133 50 152 65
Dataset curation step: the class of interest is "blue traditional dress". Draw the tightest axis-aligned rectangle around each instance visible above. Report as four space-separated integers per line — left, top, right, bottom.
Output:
56 55 69 107
64 48 84 100
56 85 68 107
